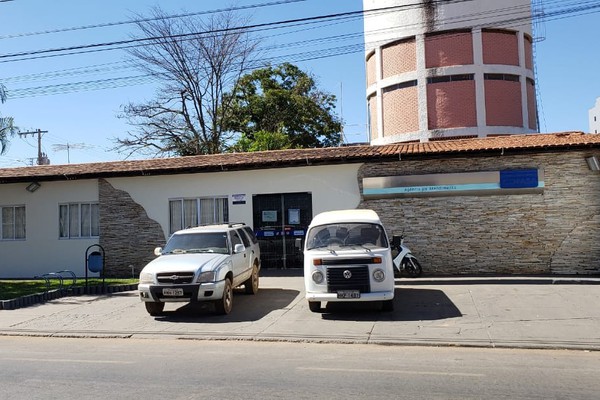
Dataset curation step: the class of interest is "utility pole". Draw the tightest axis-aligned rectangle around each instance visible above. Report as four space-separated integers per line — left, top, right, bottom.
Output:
18 129 49 165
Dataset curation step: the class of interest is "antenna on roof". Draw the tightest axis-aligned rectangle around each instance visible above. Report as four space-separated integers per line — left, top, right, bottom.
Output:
52 142 92 164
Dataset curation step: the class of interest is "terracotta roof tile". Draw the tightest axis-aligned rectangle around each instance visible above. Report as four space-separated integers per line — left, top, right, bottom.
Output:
1 132 598 184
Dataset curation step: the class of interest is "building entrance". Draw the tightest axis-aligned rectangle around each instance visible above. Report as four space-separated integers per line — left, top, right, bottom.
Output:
252 192 312 269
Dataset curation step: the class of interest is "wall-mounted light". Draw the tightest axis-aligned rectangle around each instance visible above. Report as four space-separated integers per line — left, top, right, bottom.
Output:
26 182 41 192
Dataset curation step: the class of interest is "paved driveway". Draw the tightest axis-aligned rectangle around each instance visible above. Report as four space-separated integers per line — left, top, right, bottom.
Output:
1 274 600 350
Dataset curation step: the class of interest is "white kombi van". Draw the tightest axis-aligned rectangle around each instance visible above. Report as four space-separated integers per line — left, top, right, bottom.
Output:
303 209 395 312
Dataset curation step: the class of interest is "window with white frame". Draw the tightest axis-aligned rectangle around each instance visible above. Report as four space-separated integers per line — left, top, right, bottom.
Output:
169 197 229 234
59 203 99 238
1 205 26 240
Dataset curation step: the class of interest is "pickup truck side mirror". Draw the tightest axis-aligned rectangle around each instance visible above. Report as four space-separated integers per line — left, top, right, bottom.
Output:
234 243 245 254
154 247 162 256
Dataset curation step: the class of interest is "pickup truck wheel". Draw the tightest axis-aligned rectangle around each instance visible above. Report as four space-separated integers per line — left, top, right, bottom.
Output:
145 302 165 316
308 301 321 313
244 263 259 295
214 278 233 315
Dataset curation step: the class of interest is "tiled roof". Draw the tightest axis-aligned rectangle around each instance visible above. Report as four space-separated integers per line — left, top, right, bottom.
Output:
1 132 598 184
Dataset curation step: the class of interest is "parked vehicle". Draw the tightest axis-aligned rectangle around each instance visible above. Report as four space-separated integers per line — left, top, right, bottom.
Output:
138 223 261 316
391 234 422 278
303 209 395 312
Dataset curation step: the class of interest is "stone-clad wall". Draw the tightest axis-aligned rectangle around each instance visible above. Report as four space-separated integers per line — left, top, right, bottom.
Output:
358 151 600 275
99 179 166 277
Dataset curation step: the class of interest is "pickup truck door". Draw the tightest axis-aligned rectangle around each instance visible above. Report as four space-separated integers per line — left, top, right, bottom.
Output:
229 230 248 284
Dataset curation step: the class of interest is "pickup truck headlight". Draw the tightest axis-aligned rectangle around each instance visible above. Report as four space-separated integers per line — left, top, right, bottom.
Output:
139 272 155 284
196 271 217 283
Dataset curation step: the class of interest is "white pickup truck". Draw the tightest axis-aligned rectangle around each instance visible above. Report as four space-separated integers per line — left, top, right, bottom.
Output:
303 209 395 312
138 223 261 316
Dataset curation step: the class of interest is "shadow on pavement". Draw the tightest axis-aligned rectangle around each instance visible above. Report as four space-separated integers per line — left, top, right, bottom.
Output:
153 288 300 323
320 287 462 321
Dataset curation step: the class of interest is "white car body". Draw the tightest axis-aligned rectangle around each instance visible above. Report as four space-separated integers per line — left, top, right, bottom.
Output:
303 209 395 312
138 223 261 316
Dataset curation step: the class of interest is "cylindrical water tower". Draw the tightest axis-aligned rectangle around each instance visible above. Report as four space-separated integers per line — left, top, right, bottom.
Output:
364 0 538 144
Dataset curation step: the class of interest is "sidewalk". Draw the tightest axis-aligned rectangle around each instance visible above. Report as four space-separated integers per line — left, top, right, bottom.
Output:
1 273 599 351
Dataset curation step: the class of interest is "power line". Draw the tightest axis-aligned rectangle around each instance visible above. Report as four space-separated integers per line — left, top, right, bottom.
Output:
0 0 307 40
0 0 472 63
3 0 599 99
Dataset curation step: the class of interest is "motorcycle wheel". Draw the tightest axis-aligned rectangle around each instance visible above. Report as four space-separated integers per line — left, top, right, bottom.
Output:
404 258 423 277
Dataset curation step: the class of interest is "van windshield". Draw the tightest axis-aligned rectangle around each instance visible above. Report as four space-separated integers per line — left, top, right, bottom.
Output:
306 223 388 250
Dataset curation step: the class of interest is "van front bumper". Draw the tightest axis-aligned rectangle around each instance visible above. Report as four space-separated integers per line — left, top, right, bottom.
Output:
305 290 394 303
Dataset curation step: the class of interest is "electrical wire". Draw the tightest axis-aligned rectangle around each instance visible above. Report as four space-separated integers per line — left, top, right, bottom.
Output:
2 0 599 99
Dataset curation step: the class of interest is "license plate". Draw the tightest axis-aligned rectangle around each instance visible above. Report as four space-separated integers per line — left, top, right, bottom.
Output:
337 290 361 299
162 288 184 296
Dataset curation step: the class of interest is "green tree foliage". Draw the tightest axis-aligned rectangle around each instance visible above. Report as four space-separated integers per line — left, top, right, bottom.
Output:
0 85 17 155
227 63 342 150
232 130 292 152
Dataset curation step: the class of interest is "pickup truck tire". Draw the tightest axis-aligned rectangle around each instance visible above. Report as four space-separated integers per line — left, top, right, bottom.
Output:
244 263 260 295
308 301 321 313
214 278 233 315
145 301 165 316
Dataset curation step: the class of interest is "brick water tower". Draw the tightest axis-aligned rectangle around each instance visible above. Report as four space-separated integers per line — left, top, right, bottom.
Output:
364 0 538 144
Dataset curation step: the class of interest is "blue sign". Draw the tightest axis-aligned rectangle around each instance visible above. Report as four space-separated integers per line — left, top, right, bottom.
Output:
500 169 539 189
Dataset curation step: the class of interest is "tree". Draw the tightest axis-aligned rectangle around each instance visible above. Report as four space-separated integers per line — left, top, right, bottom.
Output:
226 63 342 150
232 130 292 152
114 7 259 157
0 84 17 155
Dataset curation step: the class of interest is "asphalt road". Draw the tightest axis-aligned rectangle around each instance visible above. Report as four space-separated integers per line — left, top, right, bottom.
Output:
1 336 599 400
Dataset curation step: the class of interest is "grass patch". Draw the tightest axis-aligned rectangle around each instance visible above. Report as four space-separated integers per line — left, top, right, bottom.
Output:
0 278 139 300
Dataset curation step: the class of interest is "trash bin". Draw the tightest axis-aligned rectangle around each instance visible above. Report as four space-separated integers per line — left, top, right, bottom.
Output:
87 251 103 273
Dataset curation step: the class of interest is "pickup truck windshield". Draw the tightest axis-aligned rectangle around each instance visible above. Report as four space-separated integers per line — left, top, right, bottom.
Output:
306 223 388 250
162 232 229 255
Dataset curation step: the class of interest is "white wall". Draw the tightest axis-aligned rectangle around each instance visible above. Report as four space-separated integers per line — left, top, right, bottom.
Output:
0 180 99 278
0 164 362 277
107 164 362 238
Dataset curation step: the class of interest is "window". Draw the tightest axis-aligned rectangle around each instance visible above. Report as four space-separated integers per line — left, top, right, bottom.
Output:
237 228 251 247
59 203 99 238
484 73 520 82
169 197 229 234
427 74 474 84
231 230 243 249
1 205 26 240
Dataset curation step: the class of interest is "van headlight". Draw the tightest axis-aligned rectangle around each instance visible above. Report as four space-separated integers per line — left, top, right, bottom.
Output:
139 272 155 284
312 270 324 284
372 268 385 282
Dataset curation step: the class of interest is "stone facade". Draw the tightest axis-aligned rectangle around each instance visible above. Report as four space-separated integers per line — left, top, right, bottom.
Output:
98 179 166 277
358 151 600 275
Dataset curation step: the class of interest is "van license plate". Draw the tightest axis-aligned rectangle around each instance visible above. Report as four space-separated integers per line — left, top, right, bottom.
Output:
162 288 184 296
337 290 360 299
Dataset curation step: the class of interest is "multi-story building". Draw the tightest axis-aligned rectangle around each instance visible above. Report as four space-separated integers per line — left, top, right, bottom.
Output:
364 0 538 144
590 98 600 134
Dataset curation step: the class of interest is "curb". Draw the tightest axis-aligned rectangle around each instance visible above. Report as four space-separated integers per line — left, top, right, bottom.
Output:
396 276 600 285
0 284 138 311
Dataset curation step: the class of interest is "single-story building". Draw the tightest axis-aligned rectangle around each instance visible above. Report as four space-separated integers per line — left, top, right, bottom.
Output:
1 131 599 278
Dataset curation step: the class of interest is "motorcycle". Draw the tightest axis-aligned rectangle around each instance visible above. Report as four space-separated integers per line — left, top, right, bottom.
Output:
391 234 423 278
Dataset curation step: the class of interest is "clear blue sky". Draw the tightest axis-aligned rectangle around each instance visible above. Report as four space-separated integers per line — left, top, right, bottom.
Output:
0 0 598 167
